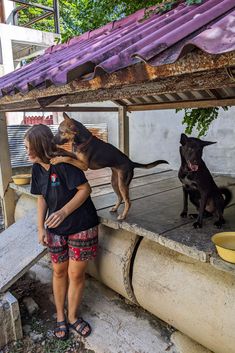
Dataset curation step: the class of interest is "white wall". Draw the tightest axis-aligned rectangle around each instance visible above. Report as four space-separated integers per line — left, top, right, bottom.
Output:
68 102 119 148
0 22 59 125
129 107 235 176
3 0 14 24
70 105 235 176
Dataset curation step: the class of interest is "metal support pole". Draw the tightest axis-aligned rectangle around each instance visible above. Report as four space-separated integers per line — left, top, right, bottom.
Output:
53 0 60 34
0 113 15 228
118 106 129 156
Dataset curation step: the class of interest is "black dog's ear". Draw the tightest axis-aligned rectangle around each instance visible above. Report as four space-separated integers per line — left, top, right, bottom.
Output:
180 133 188 146
201 140 217 147
63 112 71 121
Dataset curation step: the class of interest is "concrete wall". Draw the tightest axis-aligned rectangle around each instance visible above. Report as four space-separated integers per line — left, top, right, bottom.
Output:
2 0 14 23
130 107 235 175
68 103 119 148
0 23 58 74
68 105 235 176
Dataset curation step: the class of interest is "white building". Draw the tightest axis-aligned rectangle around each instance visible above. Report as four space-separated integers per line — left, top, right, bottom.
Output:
0 0 59 124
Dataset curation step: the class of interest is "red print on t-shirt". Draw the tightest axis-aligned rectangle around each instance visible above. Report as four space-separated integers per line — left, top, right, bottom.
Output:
50 173 60 187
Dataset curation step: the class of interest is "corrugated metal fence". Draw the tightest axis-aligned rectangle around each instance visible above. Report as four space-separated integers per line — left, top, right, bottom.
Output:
8 123 108 168
7 125 59 168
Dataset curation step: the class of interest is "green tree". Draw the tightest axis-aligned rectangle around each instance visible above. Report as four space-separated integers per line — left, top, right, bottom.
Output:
17 0 202 40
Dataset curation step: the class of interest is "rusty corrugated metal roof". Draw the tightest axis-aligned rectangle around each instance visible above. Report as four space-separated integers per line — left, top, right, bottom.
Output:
0 0 234 98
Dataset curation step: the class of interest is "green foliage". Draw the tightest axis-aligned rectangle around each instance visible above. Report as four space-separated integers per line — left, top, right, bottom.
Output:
185 0 203 4
44 337 74 353
17 0 204 40
17 0 126 39
177 107 229 137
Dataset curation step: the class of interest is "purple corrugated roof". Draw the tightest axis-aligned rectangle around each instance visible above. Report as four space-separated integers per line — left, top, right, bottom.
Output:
0 0 234 98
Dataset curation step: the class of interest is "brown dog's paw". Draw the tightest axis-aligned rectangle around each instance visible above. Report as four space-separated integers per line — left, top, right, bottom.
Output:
117 214 126 221
51 156 68 165
109 207 118 213
180 211 187 218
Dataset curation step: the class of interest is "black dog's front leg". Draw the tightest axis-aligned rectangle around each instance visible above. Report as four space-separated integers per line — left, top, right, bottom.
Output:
180 187 189 218
214 197 226 228
193 193 208 228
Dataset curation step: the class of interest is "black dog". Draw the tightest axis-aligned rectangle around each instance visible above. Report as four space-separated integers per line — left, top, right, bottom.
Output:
178 133 232 228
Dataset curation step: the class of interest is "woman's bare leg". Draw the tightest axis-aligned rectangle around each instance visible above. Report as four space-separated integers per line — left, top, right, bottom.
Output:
67 259 90 335
52 260 69 338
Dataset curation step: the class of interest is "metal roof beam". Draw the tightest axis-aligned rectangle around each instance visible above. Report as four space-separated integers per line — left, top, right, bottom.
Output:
127 98 235 111
0 106 119 113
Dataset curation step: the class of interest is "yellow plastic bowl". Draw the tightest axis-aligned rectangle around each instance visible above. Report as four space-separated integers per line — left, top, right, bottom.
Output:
12 174 31 185
211 232 235 263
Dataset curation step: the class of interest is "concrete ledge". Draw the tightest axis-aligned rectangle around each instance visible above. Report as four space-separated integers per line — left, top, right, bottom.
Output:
171 332 213 353
0 210 46 293
0 292 22 348
210 254 235 275
133 238 235 353
87 224 139 303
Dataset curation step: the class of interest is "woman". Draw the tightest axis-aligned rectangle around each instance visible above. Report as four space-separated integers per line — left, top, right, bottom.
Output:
24 124 99 340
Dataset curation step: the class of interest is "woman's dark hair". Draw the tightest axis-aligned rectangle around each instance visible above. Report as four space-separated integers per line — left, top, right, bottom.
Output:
24 124 75 164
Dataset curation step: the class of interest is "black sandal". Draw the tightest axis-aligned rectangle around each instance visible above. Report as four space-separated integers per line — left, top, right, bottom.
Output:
54 320 69 341
69 317 92 338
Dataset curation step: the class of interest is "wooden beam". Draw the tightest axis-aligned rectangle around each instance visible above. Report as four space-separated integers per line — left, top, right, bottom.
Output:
127 98 235 111
41 69 235 107
0 113 15 227
207 89 222 100
112 100 127 107
0 69 235 112
118 107 129 156
2 106 119 113
57 69 235 105
37 95 64 108
1 51 235 106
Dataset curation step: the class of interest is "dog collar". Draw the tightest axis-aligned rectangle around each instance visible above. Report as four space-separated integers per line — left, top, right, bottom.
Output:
74 135 93 151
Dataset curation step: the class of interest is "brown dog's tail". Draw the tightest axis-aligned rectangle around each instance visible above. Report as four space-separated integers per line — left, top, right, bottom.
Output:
220 187 232 207
132 160 169 169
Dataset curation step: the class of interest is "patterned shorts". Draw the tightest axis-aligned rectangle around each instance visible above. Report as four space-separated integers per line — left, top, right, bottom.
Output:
46 226 98 263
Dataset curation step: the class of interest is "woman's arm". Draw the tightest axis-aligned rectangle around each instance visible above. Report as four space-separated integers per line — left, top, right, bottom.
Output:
45 182 91 229
37 195 48 245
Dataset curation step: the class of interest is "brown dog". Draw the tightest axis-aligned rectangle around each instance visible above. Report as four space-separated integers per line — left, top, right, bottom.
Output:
52 113 168 220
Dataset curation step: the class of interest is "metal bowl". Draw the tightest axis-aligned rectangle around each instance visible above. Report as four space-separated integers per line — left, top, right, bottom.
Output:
211 232 235 264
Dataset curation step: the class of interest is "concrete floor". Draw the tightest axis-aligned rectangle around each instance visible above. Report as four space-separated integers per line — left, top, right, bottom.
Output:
29 257 177 353
82 277 176 353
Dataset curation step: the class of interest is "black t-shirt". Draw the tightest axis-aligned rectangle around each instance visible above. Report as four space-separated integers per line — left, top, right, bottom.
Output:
31 163 99 235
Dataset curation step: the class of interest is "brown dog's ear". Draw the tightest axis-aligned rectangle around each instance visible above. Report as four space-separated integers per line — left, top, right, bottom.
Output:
201 140 217 147
180 133 188 146
63 112 71 121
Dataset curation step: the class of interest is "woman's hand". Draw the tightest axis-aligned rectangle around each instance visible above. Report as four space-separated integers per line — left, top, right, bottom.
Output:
38 228 48 246
45 209 67 228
